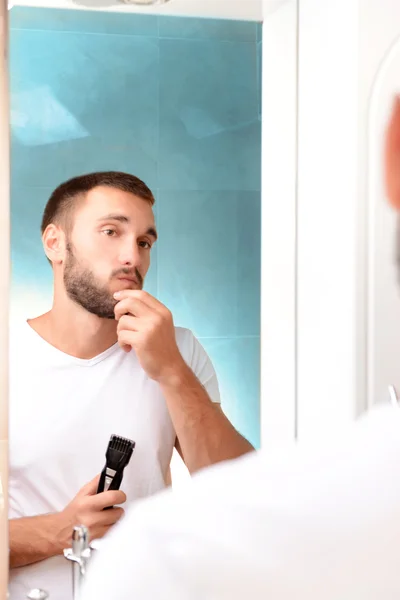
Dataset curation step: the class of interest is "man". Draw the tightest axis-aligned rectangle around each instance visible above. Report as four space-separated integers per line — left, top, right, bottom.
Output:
8 172 253 600
80 100 400 600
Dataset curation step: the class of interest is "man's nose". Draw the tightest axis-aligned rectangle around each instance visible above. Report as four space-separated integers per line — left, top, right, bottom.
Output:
118 242 141 268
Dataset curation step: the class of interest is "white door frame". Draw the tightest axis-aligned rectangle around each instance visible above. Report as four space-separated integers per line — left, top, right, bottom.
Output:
261 0 298 448
261 0 363 447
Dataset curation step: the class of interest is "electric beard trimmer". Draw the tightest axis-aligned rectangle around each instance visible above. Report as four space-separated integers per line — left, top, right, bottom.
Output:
97 434 135 507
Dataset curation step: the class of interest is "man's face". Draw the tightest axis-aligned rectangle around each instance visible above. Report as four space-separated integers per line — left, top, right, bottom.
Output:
63 186 157 319
385 97 400 210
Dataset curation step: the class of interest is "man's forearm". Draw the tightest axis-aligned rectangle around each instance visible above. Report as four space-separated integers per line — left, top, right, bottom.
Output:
9 513 68 569
160 363 254 473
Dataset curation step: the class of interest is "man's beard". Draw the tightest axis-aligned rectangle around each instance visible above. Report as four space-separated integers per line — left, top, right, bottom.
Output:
63 243 143 319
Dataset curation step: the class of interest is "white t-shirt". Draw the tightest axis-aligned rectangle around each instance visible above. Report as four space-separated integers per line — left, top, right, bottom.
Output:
8 320 220 600
81 402 400 600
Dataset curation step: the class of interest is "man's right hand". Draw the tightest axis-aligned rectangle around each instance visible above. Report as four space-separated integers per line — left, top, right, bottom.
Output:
9 474 127 569
58 474 127 544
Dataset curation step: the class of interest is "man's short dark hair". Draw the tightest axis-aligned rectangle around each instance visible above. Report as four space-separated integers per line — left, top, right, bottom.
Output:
41 171 155 234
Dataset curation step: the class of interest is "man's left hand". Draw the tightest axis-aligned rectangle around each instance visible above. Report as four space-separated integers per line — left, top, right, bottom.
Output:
113 290 185 383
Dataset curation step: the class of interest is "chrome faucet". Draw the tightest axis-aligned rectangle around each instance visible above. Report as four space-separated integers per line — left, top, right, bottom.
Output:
26 524 98 600
63 525 91 600
26 590 49 600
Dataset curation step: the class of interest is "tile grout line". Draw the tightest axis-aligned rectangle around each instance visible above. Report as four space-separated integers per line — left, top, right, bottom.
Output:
9 26 258 44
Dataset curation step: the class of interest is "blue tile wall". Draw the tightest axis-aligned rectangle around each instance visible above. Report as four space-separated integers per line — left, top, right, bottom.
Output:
257 36 262 120
158 38 260 191
10 7 262 447
157 190 260 338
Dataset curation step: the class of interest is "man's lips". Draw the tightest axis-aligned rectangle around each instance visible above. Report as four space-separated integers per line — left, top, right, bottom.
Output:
116 276 139 285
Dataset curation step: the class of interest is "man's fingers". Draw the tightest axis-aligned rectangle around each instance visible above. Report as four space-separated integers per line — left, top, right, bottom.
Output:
114 290 166 314
79 474 101 496
117 329 138 351
114 297 152 321
96 506 125 527
89 489 127 510
117 314 140 333
106 506 125 524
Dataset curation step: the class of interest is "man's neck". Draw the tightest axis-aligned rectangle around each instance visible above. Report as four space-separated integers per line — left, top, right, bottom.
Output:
28 305 118 360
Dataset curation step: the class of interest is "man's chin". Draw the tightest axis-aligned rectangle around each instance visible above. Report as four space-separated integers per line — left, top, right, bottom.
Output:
103 300 118 320
86 302 117 321
101 310 117 320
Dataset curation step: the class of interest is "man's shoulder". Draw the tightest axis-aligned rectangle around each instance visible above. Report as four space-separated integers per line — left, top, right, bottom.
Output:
174 326 205 364
173 326 195 360
174 326 195 345
173 327 220 403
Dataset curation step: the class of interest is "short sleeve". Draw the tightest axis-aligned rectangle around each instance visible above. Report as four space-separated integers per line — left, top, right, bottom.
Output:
175 327 221 404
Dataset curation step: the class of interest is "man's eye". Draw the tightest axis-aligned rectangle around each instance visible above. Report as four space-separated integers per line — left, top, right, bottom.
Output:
139 241 151 249
102 229 116 237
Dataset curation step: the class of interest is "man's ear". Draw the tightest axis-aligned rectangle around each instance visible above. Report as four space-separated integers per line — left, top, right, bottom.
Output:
42 224 66 265
385 96 400 210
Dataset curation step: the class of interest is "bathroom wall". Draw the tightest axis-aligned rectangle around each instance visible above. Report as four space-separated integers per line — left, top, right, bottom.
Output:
0 0 9 592
0 1 9 593
9 8 262 447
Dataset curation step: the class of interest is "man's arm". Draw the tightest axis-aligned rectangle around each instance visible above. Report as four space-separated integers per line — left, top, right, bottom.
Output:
114 289 255 474
9 514 68 568
166 363 253 473
9 476 126 569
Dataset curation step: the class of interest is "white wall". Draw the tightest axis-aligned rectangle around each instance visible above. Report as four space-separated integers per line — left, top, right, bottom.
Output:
260 0 297 448
295 0 400 440
261 0 400 445
296 0 360 441
260 0 364 446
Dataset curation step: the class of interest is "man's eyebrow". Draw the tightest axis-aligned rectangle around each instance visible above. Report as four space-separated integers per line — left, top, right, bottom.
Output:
147 227 158 240
97 213 129 223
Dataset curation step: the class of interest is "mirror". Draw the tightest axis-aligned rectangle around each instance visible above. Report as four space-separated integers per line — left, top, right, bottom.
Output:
4 5 262 599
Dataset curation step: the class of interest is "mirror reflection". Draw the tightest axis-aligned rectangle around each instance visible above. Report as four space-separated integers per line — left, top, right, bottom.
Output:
7 6 262 599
